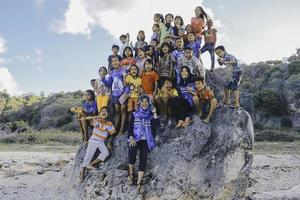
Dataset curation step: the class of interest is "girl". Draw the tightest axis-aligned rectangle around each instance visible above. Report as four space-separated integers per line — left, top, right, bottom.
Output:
191 6 209 44
127 95 159 193
95 67 112 111
157 42 176 88
80 107 116 182
160 13 174 44
172 15 184 38
141 59 159 100
121 47 136 71
136 48 147 76
153 13 164 44
110 56 127 134
169 66 194 128
130 30 147 57
172 37 185 84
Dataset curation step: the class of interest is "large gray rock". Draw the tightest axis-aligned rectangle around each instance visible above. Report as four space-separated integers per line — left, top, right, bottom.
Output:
71 106 254 200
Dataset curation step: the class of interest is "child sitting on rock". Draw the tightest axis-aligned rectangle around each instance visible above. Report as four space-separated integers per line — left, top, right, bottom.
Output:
192 77 217 123
215 45 242 108
141 59 159 101
80 107 116 183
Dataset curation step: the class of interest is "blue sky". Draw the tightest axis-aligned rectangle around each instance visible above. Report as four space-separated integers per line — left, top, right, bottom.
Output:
0 0 299 95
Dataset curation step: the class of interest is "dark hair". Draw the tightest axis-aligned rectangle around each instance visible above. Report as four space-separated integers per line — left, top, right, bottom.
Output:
119 34 126 40
111 55 121 61
187 32 195 36
195 6 209 20
179 66 194 86
165 13 174 20
160 42 172 55
98 66 107 73
99 106 108 112
163 77 173 85
90 79 96 83
123 46 134 58
174 15 184 26
215 45 226 52
154 13 164 23
144 58 153 66
129 64 139 74
112 44 120 50
184 46 193 51
175 37 184 41
194 77 205 83
150 39 159 45
137 30 145 41
85 90 96 101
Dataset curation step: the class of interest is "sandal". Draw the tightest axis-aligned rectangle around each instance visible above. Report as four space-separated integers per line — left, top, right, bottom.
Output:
79 170 85 183
137 182 145 194
127 173 134 185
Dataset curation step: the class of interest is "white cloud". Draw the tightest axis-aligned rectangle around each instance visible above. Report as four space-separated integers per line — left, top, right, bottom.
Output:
0 35 7 54
0 67 22 96
12 48 43 72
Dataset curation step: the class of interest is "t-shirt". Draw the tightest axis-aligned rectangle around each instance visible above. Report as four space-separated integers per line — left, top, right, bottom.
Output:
172 49 184 62
196 87 214 103
159 88 179 98
157 54 176 78
91 119 115 142
185 41 201 58
223 53 242 73
141 71 159 95
202 28 217 44
83 100 98 116
136 58 147 75
191 17 205 38
111 67 126 97
121 57 137 71
95 77 112 96
125 75 142 98
178 56 205 78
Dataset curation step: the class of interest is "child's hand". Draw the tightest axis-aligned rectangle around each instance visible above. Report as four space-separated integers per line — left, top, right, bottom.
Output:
129 136 136 147
187 86 193 93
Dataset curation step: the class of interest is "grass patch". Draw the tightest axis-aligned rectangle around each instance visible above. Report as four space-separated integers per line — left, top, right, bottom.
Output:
0 129 81 145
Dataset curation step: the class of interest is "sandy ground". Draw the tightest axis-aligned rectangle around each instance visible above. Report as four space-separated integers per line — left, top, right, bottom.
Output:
0 142 299 200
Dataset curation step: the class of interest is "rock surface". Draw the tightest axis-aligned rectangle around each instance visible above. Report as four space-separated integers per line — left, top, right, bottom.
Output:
72 106 254 199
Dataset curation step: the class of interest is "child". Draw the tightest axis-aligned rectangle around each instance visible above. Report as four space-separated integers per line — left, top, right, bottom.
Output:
192 77 217 123
121 47 136 71
178 47 205 79
136 48 147 75
172 15 185 38
201 19 217 71
157 42 176 87
160 13 174 43
191 6 209 44
95 67 112 111
172 37 185 84
185 32 201 59
125 65 142 120
215 45 242 108
153 13 164 43
141 59 159 100
183 24 193 44
108 45 122 74
154 78 178 120
71 90 98 143
145 45 159 68
127 94 159 193
130 30 147 57
151 23 160 42
171 66 194 128
120 33 130 57
80 107 116 182
110 56 127 134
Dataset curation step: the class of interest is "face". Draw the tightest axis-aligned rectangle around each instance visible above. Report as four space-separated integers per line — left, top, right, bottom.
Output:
150 40 158 47
144 61 153 72
154 15 160 22
184 49 193 59
174 17 182 26
152 24 159 32
185 24 192 33
99 108 108 119
138 49 145 58
125 48 133 57
112 47 119 54
138 32 145 40
141 98 149 110
130 66 138 76
194 7 202 17
175 38 183 49
195 81 204 90
90 81 96 88
207 20 213 28
178 29 185 37
120 37 126 44
216 49 226 58
164 80 172 90
165 15 173 23
181 68 189 79
162 45 169 54
99 68 107 77
111 57 120 69
164 37 171 43
187 33 195 42
85 92 92 101
146 47 153 56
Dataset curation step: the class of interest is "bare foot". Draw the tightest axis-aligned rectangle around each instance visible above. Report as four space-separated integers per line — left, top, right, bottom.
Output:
176 120 184 129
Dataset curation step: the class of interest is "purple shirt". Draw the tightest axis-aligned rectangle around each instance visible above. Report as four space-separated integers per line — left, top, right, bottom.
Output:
111 67 126 97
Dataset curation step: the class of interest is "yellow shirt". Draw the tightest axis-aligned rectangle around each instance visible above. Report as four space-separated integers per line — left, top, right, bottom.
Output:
159 88 179 98
125 75 142 98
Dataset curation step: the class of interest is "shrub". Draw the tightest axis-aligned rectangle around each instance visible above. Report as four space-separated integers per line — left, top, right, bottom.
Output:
253 89 287 115
288 60 300 75
281 117 293 128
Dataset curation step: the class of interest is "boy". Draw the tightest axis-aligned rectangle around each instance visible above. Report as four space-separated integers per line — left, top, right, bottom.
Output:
185 32 201 59
192 77 217 123
154 78 178 119
120 33 130 57
95 67 112 111
80 107 116 182
141 59 159 100
125 65 142 113
201 19 217 72
178 47 205 79
215 45 242 108
108 45 122 74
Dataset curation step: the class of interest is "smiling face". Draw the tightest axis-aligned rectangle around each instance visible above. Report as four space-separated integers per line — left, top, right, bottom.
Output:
181 67 189 79
175 38 183 49
111 57 120 69
146 47 154 56
162 45 170 55
120 37 126 44
174 17 182 26
194 7 202 17
138 31 145 40
124 48 133 57
216 49 226 58
112 47 119 55
165 15 173 23
129 65 138 76
98 68 107 78
144 61 153 72
163 80 172 90
187 33 195 42
184 49 193 59
99 107 108 119
137 49 145 59
153 14 160 23
185 24 192 33
195 80 204 91
140 98 149 110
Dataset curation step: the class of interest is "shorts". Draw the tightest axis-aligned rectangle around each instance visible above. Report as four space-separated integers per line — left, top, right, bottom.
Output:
127 97 138 112
224 71 242 90
112 95 121 105
96 95 109 111
201 101 211 118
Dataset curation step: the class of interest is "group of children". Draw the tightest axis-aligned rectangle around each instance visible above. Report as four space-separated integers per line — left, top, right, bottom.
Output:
72 6 243 194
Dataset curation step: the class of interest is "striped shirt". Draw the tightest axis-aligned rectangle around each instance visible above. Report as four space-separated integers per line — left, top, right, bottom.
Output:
91 118 115 141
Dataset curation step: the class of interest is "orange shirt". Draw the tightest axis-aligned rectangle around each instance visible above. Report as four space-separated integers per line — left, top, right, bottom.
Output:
203 28 217 44
141 71 159 95
196 87 214 102
191 17 205 38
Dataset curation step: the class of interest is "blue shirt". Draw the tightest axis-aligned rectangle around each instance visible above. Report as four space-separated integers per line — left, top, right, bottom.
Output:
111 67 126 97
223 53 242 73
83 100 98 116
185 41 201 58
